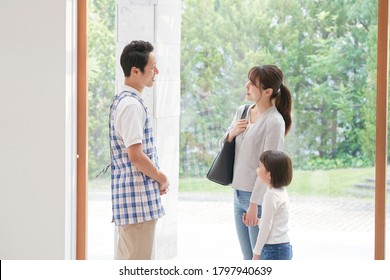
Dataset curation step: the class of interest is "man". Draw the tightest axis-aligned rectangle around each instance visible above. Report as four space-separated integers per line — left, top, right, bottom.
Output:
109 40 169 260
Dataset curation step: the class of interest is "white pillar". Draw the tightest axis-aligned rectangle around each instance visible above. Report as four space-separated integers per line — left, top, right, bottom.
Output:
116 0 181 259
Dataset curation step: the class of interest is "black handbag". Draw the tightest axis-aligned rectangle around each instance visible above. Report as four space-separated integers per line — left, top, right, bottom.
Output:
206 104 250 185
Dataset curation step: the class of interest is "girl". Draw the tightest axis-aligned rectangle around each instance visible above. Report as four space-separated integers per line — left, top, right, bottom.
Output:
221 65 292 260
252 150 293 260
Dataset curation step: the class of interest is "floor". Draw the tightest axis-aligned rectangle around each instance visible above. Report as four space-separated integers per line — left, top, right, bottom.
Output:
87 190 389 260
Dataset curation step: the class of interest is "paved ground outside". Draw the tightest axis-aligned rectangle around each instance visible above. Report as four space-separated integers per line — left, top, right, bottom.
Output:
88 190 390 260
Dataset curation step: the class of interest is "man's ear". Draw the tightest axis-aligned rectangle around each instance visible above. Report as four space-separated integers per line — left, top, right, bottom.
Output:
130 66 139 75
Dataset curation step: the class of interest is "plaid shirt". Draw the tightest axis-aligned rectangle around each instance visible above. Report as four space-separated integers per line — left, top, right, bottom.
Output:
109 90 165 225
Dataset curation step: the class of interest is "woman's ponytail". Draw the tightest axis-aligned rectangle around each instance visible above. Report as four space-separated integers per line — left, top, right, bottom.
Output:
275 84 292 135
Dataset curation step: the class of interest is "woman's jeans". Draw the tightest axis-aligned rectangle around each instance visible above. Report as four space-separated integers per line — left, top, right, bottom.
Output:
261 243 293 260
234 190 262 260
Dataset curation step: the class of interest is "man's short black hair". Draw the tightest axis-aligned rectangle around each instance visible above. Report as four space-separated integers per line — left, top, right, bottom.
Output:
120 40 154 77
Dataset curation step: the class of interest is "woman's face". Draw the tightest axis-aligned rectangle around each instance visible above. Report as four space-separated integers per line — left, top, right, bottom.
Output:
245 79 262 103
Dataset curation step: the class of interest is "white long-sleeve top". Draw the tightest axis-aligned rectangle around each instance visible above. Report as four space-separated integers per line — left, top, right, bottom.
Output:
253 187 290 255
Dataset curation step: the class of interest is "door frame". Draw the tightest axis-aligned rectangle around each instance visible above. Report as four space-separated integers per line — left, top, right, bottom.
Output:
77 0 87 260
375 0 388 260
76 0 388 260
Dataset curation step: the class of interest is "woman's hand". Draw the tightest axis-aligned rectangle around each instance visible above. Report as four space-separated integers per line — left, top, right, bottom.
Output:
226 119 248 142
252 253 260 260
243 202 259 226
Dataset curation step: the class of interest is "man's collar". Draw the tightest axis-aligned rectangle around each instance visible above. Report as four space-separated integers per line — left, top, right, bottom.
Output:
121 84 141 96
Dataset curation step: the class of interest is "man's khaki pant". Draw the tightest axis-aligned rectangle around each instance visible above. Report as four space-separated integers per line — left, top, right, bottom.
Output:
115 219 157 260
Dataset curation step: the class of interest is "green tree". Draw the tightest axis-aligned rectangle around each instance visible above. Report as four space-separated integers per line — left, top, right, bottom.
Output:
261 0 377 168
181 0 275 176
180 0 378 176
360 0 380 164
88 0 115 178
86 0 379 178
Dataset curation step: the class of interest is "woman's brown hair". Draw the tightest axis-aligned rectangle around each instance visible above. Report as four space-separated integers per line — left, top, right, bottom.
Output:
248 65 292 135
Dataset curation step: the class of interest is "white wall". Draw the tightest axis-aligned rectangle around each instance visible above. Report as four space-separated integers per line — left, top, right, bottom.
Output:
0 0 76 259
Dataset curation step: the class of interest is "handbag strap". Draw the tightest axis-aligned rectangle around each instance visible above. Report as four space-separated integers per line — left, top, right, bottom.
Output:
241 104 250 119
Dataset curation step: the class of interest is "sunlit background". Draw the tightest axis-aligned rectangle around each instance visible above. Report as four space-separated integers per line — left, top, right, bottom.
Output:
87 0 389 260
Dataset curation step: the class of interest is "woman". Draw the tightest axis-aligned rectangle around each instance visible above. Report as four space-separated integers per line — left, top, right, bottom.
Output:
221 65 292 260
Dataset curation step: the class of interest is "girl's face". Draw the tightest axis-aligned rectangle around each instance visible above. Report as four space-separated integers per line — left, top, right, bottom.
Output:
245 80 263 103
256 161 271 186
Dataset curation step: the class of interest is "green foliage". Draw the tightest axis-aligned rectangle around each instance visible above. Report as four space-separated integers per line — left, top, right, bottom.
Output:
300 154 372 170
88 0 115 179
87 0 381 179
180 0 379 176
180 0 275 176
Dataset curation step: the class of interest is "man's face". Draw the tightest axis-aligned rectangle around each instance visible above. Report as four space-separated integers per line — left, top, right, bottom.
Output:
140 52 159 88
